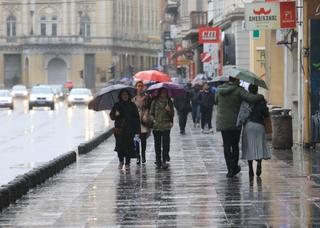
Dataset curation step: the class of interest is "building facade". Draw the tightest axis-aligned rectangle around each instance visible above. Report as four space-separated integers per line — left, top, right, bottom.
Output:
0 0 162 89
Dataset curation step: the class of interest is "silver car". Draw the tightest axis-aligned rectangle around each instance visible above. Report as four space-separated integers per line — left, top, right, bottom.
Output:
67 88 93 107
29 85 56 110
11 85 28 98
0 90 14 110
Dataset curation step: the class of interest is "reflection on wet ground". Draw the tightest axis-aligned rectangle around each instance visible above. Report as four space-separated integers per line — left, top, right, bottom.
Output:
1 118 320 227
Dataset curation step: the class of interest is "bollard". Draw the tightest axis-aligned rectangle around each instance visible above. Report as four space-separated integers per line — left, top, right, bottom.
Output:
271 109 293 149
0 187 10 208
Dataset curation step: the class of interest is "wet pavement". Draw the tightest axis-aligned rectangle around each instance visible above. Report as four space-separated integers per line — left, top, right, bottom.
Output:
1 117 320 227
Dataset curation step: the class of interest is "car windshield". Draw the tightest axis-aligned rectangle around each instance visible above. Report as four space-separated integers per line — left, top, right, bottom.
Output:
70 89 91 95
12 86 26 91
0 90 9 96
31 87 53 94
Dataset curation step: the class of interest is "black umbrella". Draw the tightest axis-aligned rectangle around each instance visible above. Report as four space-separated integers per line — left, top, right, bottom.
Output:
88 84 136 111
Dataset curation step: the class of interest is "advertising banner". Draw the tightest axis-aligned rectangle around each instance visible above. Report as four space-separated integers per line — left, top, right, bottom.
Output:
280 2 296 29
245 1 296 30
203 43 219 77
198 27 221 44
245 2 280 30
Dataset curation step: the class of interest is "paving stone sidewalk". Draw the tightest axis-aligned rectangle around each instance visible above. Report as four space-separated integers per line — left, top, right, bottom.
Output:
1 118 320 227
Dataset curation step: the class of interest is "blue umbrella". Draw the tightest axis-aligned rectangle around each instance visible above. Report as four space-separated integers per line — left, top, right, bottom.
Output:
88 84 136 111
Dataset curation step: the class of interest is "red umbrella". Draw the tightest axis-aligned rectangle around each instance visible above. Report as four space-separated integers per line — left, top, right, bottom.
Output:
133 70 171 83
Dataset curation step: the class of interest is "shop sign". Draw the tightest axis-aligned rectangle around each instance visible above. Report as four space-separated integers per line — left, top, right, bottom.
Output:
245 1 296 30
198 27 221 44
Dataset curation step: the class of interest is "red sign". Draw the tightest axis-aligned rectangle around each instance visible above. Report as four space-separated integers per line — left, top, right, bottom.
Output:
280 2 296 29
198 27 221 44
200 53 212 62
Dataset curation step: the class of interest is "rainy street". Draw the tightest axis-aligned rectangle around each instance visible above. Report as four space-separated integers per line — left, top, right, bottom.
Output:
0 98 110 186
2 117 320 227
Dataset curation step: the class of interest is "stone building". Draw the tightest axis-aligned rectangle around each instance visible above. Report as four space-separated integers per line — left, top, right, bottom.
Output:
0 0 162 89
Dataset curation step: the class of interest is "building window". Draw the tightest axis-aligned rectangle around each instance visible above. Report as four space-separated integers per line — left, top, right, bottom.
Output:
52 16 57 36
52 24 57 36
41 16 46 36
7 16 16 37
80 15 91 37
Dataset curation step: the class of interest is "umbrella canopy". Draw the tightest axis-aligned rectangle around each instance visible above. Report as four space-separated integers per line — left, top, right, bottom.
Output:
208 75 229 86
224 68 268 89
134 70 172 83
146 82 186 98
88 84 136 111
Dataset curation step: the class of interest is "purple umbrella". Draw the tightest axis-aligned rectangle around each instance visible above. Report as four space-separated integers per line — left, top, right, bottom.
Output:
146 82 186 98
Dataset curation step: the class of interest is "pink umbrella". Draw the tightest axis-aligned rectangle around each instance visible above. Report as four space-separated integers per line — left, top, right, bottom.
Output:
134 70 172 83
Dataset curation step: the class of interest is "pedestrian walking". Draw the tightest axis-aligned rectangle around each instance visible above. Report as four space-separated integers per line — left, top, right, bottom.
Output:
190 84 201 127
215 77 264 178
110 89 141 169
241 84 271 177
150 88 174 169
198 82 215 133
132 81 152 165
173 87 192 135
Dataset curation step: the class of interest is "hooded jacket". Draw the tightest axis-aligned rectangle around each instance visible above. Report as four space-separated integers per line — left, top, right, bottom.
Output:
215 83 263 131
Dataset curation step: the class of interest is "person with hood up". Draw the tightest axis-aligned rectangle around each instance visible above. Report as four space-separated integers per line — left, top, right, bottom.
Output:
110 89 141 169
215 77 264 178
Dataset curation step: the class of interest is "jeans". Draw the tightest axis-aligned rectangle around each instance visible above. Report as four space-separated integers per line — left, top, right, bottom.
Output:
201 107 213 129
153 130 171 164
191 103 200 124
221 130 241 173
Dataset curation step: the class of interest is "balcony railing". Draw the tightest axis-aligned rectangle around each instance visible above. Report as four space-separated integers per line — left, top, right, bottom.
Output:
190 11 207 29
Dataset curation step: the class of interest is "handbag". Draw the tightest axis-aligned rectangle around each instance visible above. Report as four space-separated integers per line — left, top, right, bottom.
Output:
112 119 125 135
236 101 253 127
141 110 154 129
264 114 272 134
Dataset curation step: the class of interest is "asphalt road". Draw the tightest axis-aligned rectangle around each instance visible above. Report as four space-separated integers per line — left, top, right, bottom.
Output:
0 98 110 186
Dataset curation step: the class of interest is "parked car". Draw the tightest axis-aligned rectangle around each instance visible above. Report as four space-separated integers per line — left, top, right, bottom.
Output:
0 90 13 110
11 85 28 98
67 88 93 107
28 85 56 110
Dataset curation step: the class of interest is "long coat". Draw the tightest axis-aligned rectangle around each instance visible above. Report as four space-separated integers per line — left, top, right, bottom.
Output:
109 100 141 157
215 83 263 131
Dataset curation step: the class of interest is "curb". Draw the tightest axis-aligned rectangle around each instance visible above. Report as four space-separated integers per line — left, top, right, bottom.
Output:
0 128 113 213
78 129 113 155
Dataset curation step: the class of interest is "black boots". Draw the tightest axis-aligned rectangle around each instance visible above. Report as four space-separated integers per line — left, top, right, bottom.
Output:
248 160 254 177
256 160 262 177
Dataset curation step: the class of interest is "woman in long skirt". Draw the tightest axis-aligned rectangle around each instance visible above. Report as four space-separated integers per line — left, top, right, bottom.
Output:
241 84 270 177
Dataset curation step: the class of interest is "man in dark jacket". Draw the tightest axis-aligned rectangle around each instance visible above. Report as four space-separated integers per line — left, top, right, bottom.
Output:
198 82 215 133
215 77 264 178
173 89 192 135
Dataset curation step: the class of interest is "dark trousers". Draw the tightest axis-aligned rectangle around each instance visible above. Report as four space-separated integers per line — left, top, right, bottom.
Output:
139 132 148 159
192 103 200 124
153 130 170 164
118 152 131 165
221 130 241 173
178 111 188 133
201 107 213 129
